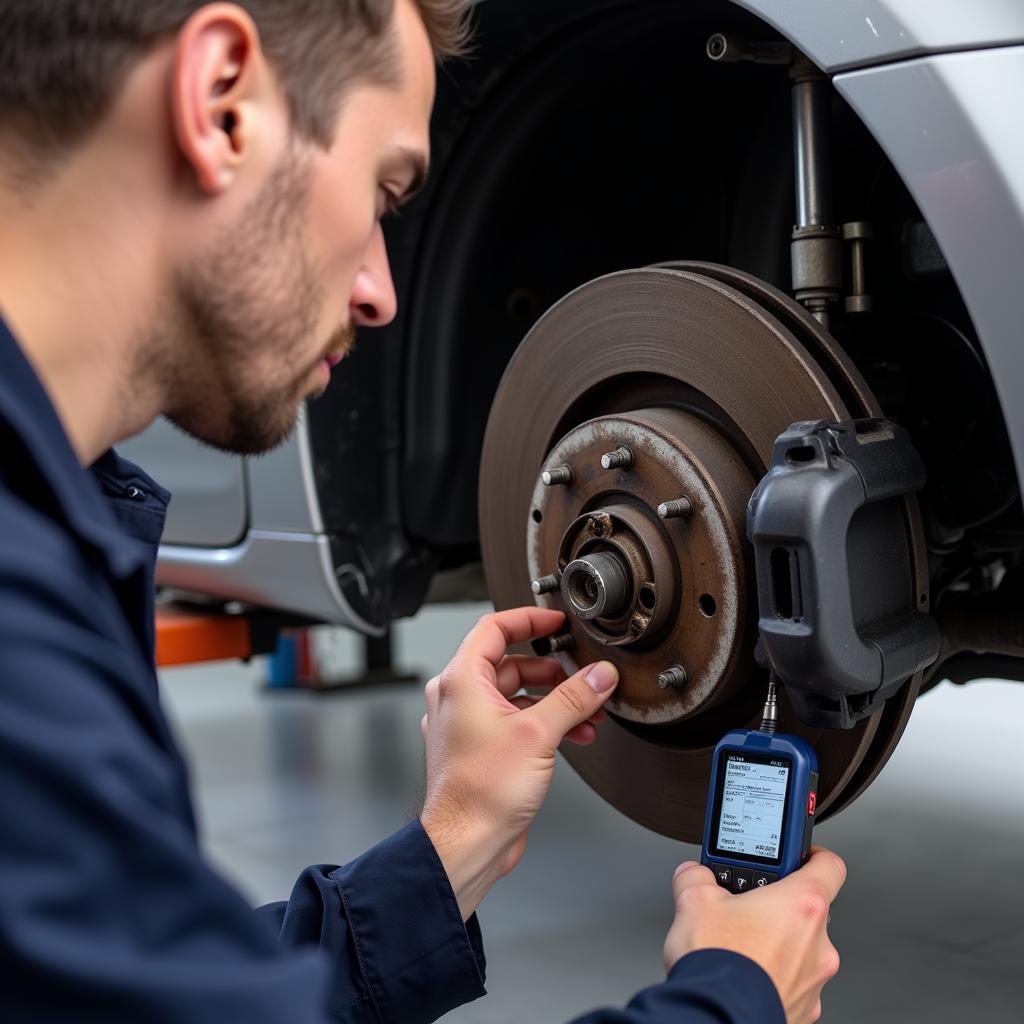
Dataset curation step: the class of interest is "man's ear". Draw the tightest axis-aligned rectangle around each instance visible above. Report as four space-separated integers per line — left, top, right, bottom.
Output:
170 3 273 194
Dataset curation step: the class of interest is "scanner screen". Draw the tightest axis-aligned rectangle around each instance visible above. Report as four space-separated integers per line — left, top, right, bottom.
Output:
715 753 790 861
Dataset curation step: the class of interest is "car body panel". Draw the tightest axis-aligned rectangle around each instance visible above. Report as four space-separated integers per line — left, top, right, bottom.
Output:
118 419 247 548
836 46 1024 492
156 528 381 631
727 0 1024 72
243 418 323 534
143 409 383 628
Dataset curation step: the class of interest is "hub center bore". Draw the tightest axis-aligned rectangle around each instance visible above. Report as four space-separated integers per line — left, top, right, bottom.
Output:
563 552 630 620
555 503 673 647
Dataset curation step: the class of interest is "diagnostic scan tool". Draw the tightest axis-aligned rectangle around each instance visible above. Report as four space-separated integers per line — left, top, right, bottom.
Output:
700 679 818 892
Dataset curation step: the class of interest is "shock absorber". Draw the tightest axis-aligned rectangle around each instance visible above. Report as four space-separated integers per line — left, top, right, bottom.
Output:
707 36 871 324
789 57 842 328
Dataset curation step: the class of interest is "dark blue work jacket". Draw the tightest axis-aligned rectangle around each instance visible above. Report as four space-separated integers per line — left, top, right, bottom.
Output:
0 317 784 1023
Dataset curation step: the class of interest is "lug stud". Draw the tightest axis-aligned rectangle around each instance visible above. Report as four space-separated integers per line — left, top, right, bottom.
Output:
531 573 561 595
657 665 688 690
657 497 693 520
541 465 572 486
532 632 576 656
601 446 634 471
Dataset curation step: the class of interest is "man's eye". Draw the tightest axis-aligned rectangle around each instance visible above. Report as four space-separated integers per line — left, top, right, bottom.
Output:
377 187 402 220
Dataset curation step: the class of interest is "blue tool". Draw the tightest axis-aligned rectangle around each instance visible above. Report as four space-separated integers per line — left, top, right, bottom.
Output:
700 675 818 893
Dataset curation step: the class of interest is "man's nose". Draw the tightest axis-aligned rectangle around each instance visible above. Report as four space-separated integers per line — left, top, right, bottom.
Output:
350 225 398 327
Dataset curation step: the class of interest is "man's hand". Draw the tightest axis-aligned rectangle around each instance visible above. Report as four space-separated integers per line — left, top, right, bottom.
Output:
664 848 846 1024
419 607 618 921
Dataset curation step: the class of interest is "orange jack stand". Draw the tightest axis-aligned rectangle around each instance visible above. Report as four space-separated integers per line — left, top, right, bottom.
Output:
154 606 416 693
155 606 254 668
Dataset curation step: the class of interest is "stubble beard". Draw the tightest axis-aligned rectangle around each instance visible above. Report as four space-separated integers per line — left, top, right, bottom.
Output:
161 151 347 457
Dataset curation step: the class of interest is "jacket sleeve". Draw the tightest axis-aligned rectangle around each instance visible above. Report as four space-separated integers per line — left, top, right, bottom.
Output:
568 950 785 1024
254 822 487 1023
0 545 484 1024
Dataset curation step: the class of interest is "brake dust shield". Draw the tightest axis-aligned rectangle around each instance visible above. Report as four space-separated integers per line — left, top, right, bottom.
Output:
479 264 928 841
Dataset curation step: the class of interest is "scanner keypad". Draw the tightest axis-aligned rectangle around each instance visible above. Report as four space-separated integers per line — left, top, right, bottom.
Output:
711 863 779 893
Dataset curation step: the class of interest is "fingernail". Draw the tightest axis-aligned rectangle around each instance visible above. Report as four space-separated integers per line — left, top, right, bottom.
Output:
584 661 618 693
673 861 698 879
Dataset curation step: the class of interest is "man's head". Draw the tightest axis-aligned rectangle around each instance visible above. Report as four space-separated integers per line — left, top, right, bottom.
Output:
0 1 469 455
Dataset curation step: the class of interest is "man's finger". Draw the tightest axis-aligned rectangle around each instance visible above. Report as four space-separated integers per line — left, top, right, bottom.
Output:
450 607 567 676
508 693 606 730
494 654 568 697
563 722 597 745
671 861 719 903
523 661 618 746
780 846 847 904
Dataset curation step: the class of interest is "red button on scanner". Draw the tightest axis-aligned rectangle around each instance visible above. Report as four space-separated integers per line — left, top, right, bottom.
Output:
807 791 817 816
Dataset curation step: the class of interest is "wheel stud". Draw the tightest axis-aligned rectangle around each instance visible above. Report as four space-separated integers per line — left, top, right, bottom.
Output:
657 665 688 689
601 446 634 471
531 573 561 595
657 497 693 520
541 465 572 486
532 632 576 656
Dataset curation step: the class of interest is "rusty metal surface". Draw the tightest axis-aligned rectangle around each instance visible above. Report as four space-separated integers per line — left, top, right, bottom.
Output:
911 584 1024 694
655 262 877 414
659 263 930 820
479 265 925 841
526 409 754 726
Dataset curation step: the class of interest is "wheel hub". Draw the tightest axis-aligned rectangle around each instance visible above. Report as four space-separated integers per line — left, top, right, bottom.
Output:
528 409 755 725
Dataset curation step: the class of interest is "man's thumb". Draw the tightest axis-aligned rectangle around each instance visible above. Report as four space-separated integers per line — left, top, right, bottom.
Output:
528 661 618 743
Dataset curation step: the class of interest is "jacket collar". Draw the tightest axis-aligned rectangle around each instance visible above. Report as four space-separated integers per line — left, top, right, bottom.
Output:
0 316 167 579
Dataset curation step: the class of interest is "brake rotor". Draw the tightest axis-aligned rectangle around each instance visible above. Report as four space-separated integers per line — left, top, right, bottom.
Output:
479 264 928 841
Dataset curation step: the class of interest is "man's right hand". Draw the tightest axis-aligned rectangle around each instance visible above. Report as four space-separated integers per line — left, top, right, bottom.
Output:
419 607 619 922
664 848 846 1024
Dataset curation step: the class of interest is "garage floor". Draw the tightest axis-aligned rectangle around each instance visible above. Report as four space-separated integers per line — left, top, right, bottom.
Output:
160 603 1024 1023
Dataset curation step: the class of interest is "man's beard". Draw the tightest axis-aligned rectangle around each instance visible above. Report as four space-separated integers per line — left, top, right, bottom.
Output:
160 152 351 457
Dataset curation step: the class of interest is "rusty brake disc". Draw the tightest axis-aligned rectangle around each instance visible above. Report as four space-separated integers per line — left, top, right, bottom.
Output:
479 264 927 841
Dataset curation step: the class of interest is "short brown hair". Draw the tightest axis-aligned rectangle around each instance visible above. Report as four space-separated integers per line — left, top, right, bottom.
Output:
0 0 471 161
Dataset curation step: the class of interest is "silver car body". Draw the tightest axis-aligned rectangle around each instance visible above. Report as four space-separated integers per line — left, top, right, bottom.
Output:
125 0 1024 630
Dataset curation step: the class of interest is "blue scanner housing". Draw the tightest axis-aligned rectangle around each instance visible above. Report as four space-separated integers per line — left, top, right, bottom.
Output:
700 728 819 888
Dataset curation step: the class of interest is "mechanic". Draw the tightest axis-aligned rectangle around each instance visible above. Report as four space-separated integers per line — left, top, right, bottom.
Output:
0 1 845 1022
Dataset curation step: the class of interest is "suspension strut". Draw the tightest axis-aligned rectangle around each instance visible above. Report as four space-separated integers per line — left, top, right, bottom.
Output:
706 35 872 323
789 57 843 328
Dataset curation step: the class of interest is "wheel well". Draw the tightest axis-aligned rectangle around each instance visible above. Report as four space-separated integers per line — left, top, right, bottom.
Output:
403 0 1020 584
402 0 793 551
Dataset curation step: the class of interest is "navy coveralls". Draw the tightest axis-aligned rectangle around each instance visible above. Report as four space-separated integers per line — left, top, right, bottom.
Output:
0 318 784 1023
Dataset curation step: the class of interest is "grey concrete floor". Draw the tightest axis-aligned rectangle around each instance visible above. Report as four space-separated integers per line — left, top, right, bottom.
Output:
160 603 1024 1023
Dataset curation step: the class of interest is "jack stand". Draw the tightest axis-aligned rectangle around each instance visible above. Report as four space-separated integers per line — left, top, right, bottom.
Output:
267 628 420 694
